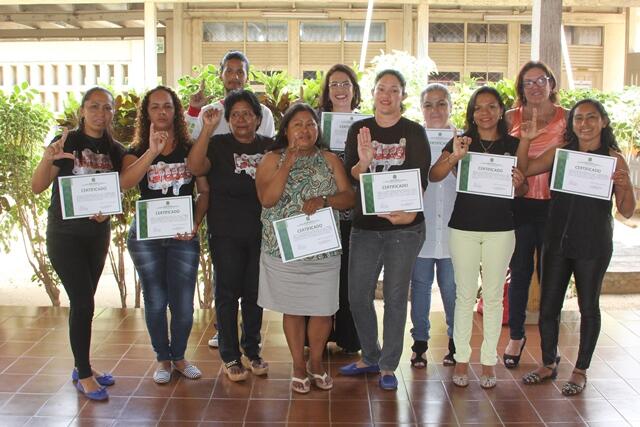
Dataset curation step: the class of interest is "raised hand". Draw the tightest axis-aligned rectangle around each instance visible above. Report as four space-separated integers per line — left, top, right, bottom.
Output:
149 123 168 155
189 80 214 110
44 128 74 162
520 108 541 141
451 130 471 161
357 127 375 170
202 108 222 134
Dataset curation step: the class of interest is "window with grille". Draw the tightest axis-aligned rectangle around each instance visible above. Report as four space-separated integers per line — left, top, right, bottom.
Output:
520 24 532 44
470 71 504 84
564 26 602 46
203 22 244 42
488 72 503 82
467 24 507 44
429 72 460 85
429 23 464 43
489 25 508 43
345 22 386 42
247 22 288 42
300 22 341 42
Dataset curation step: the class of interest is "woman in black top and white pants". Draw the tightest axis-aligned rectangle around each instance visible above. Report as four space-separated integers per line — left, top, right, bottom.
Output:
430 86 527 389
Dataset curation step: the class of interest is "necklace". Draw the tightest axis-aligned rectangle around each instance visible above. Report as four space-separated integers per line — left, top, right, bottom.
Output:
479 139 497 153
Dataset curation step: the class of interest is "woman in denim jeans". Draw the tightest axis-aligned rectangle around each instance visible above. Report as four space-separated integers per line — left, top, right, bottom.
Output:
121 86 209 384
341 70 430 391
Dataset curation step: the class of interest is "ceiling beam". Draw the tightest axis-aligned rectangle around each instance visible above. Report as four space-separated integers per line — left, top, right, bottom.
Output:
0 11 172 23
0 27 165 38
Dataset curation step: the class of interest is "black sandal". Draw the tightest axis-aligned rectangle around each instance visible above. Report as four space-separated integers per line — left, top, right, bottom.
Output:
443 337 456 366
562 370 587 396
522 356 561 385
410 340 428 369
503 336 527 369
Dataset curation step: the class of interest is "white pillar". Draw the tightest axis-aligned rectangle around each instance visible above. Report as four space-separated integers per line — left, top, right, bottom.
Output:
144 1 158 89
416 0 429 61
402 4 413 54
172 3 183 87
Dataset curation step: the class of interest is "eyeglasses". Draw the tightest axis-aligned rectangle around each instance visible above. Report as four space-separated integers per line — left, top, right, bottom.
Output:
328 81 353 89
230 110 255 120
523 76 550 88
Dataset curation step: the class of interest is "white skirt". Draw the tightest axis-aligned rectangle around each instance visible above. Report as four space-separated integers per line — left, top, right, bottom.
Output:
258 252 340 316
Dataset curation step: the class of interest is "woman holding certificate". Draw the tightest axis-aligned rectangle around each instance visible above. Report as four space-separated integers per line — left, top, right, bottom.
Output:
519 99 635 396
32 87 124 400
187 90 271 382
502 61 567 369
342 69 429 391
256 103 355 394
429 86 526 389
121 86 209 384
318 64 363 354
409 83 458 369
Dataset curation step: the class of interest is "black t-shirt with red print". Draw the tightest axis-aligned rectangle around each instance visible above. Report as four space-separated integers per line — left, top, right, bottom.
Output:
47 130 125 236
206 133 272 239
344 116 431 231
128 143 195 201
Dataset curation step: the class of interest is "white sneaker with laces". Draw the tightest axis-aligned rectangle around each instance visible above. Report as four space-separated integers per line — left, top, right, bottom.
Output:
208 332 219 348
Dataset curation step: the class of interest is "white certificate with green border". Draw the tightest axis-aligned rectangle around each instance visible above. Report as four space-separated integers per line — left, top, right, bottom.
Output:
456 152 517 199
58 172 122 220
135 196 193 240
426 128 455 163
360 169 423 215
273 207 341 263
320 112 372 151
550 149 616 200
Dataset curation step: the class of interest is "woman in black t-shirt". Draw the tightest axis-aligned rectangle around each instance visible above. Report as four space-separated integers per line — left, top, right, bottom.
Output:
429 86 527 389
121 86 209 384
188 89 271 382
32 87 124 401
519 99 636 396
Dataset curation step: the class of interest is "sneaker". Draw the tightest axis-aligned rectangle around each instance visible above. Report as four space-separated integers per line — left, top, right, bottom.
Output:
208 332 219 348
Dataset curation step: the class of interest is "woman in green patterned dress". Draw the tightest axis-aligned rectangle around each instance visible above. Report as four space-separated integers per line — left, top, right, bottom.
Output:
255 103 355 394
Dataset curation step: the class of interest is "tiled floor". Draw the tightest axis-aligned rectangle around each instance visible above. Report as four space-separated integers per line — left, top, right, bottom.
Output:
0 304 640 426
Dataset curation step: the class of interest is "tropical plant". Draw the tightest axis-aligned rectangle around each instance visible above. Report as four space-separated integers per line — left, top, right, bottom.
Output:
0 83 60 305
251 70 297 128
176 64 226 108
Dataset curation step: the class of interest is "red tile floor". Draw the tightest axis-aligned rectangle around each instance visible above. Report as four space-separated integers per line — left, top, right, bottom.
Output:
0 304 640 426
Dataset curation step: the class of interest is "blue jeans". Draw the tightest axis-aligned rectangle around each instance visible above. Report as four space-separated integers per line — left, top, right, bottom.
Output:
508 221 546 340
348 223 425 371
410 257 456 341
128 226 199 361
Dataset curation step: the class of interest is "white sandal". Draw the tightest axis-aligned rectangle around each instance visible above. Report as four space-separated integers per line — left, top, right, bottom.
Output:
291 376 311 394
306 369 333 390
153 367 172 384
173 362 202 380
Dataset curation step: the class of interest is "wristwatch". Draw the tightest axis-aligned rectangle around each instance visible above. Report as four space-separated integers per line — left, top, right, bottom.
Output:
322 195 328 207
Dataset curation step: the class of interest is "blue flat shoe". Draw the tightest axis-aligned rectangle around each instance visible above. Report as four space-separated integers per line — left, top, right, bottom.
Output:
75 380 109 401
379 374 398 390
72 368 115 387
338 362 380 376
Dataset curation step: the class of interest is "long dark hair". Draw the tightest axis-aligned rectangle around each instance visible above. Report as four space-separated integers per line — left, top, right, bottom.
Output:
132 86 191 152
514 61 559 107
268 103 320 152
565 99 620 152
78 86 117 145
318 64 362 112
464 86 508 141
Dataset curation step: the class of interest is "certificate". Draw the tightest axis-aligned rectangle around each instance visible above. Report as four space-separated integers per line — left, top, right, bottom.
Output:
273 207 341 263
426 128 455 164
320 112 372 151
136 196 194 240
58 172 122 220
456 152 517 199
550 149 616 200
360 169 423 215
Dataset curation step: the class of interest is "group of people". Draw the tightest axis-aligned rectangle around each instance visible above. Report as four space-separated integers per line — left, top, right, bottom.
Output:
32 49 636 401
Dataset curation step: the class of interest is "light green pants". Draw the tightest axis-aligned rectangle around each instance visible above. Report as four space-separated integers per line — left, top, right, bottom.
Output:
449 228 515 366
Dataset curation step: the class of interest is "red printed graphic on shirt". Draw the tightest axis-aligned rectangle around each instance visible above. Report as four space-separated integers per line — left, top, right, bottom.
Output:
72 149 114 175
147 159 193 195
234 153 264 179
370 138 406 171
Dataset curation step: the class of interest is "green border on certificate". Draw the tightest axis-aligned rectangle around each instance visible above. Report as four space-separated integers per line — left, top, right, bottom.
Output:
273 207 341 263
455 152 516 199
320 112 372 151
135 196 194 240
359 169 423 215
58 172 122 220
550 148 616 200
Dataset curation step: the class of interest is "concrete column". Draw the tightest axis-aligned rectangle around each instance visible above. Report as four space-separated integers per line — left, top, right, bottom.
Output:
402 4 413 54
416 0 429 60
531 0 563 86
171 3 184 87
144 0 158 89
288 19 300 78
603 23 626 92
